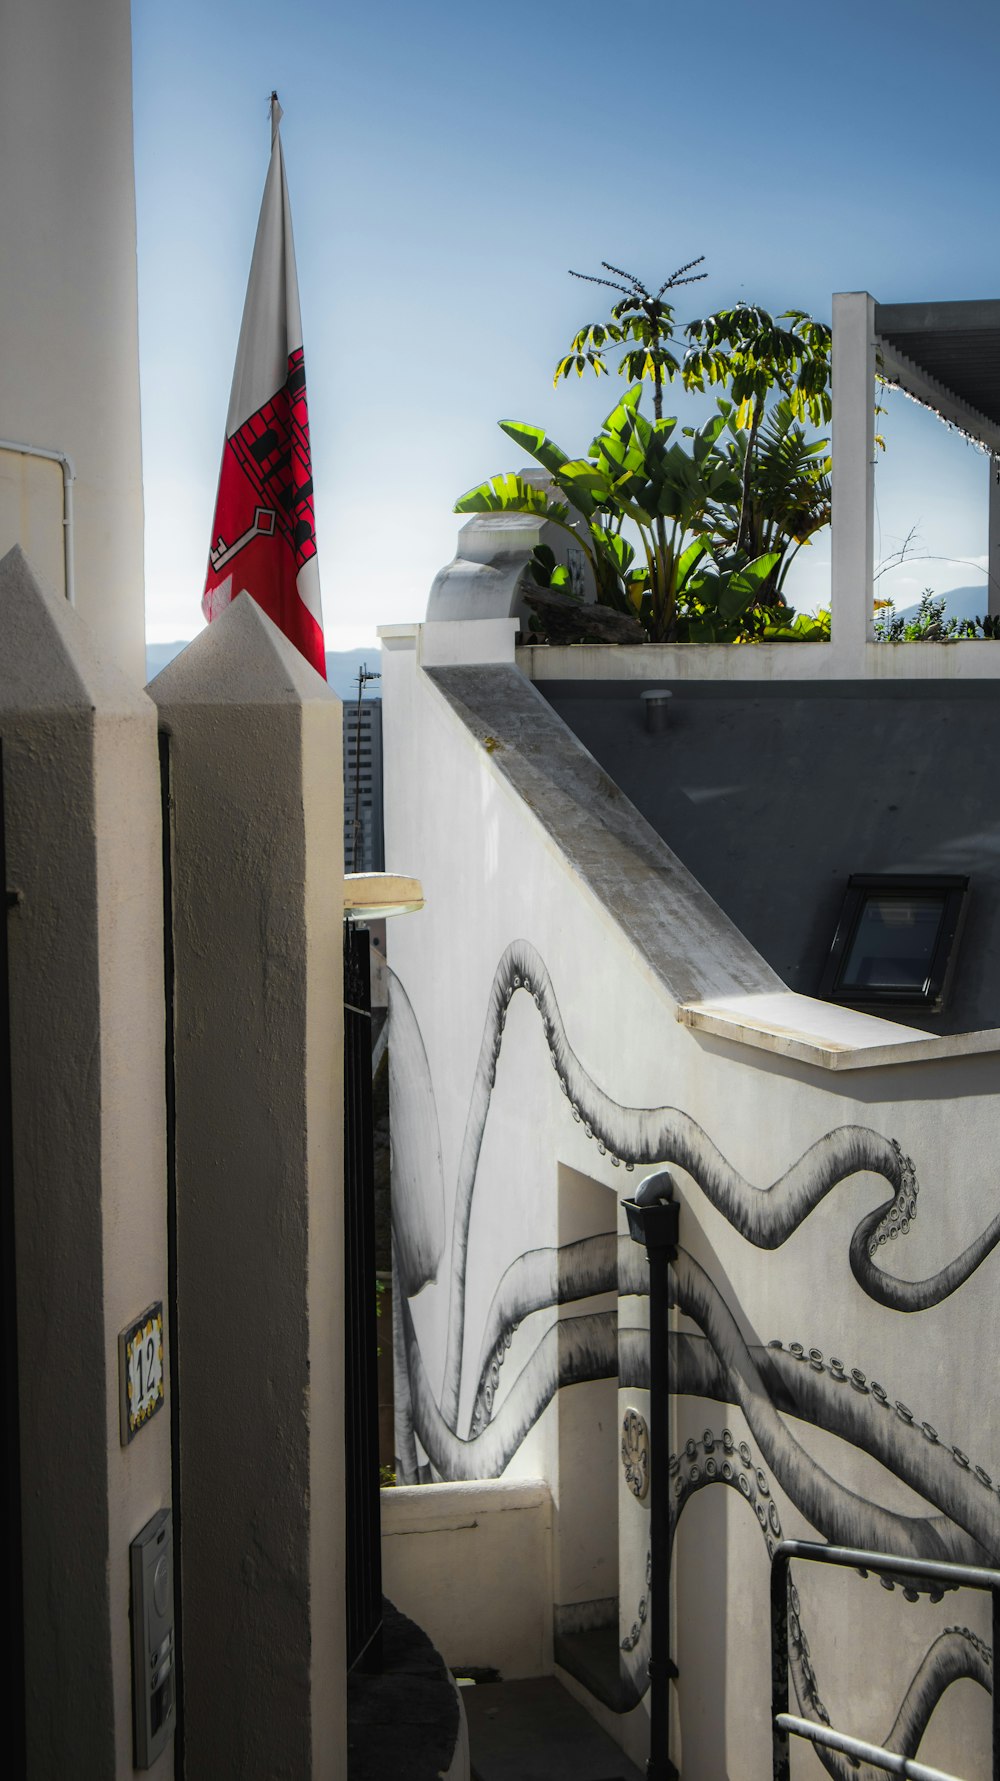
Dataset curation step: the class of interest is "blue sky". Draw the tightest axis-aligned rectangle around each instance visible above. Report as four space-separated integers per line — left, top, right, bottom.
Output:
133 0 1000 644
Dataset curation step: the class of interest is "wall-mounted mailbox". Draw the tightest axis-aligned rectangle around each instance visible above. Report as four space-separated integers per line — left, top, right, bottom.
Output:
130 1507 175 1769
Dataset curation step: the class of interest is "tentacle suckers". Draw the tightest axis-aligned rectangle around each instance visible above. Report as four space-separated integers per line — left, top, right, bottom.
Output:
638 1430 993 1781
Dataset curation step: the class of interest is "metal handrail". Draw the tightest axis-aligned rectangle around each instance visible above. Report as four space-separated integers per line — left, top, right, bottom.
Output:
775 1714 962 1781
771 1540 1000 1781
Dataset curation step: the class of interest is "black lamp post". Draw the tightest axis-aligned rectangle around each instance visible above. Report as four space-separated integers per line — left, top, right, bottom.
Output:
623 1170 680 1781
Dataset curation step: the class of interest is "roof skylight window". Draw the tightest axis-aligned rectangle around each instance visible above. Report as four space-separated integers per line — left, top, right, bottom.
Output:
819 875 968 1012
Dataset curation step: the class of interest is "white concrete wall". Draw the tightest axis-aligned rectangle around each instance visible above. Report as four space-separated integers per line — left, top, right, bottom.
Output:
0 547 170 1777
150 595 346 1779
382 1479 553 1678
383 617 1000 1779
0 0 146 681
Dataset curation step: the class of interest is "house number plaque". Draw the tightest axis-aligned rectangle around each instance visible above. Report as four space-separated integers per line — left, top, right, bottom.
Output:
119 1302 165 1445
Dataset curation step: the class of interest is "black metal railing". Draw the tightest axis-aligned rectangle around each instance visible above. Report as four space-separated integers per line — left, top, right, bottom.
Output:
0 741 26 1771
343 920 383 1671
771 1541 1000 1781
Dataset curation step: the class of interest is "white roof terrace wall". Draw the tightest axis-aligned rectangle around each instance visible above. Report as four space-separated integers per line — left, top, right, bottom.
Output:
382 614 1000 1777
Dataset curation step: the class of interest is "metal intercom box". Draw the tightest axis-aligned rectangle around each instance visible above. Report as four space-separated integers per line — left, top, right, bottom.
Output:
130 1507 175 1768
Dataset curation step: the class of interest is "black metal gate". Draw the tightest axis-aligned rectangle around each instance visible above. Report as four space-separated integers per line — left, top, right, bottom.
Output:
344 921 383 1671
0 741 26 1770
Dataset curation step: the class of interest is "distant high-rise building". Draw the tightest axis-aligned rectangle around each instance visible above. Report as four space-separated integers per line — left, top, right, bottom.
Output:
343 697 384 873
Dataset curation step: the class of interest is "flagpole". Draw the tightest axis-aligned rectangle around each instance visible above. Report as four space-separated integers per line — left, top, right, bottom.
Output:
270 90 282 145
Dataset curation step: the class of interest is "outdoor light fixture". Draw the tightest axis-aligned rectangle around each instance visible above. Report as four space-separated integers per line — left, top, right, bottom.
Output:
819 874 968 1012
343 872 424 921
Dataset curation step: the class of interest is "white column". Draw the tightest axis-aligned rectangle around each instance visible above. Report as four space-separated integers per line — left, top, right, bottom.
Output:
0 0 145 681
150 595 346 1779
831 292 877 664
988 457 1000 618
0 546 171 1777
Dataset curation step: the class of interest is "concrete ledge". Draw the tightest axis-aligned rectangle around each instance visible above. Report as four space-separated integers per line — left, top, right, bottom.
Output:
382 1477 550 1532
678 990 1000 1071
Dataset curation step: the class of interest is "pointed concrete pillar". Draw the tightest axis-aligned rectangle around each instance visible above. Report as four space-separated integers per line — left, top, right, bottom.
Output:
0 545 170 1777
150 594 346 1779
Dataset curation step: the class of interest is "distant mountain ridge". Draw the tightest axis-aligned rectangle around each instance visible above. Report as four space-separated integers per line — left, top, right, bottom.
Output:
894 583 991 624
145 640 382 703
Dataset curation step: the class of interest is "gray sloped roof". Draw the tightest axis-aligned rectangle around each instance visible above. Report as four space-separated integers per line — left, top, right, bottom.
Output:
423 662 782 1006
537 676 1000 1036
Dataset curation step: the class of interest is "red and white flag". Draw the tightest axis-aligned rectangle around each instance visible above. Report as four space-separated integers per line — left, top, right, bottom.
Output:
202 96 326 677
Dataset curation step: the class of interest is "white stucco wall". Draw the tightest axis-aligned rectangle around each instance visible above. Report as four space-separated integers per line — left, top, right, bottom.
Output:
0 0 145 681
383 620 1000 1779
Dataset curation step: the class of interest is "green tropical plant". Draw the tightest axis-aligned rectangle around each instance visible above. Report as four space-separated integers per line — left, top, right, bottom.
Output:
460 263 838 644
456 387 782 642
681 303 832 559
554 257 708 420
873 590 1000 642
705 398 832 623
554 258 710 610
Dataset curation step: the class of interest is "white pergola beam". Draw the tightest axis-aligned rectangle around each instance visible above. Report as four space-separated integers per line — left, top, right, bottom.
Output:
831 292 877 657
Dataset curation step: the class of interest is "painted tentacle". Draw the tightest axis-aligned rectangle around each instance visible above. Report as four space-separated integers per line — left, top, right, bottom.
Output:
440 939 1000 1428
787 1617 993 1781
617 1431 795 1714
669 1248 988 1566
401 1294 617 1481
391 1250 421 1484
851 1201 1000 1312
469 1237 649 1437
883 1626 992 1756
665 1332 1000 1561
469 1234 1000 1559
470 1234 620 1436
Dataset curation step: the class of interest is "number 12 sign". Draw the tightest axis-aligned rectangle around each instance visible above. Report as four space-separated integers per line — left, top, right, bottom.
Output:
119 1303 166 1445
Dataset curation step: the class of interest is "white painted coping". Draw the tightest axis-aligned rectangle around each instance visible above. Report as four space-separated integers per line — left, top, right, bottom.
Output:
381 1479 553 1680
515 639 1000 682
677 990 1000 1070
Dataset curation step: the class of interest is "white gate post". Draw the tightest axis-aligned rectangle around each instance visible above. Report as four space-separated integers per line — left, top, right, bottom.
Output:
150 594 346 1779
0 545 171 1777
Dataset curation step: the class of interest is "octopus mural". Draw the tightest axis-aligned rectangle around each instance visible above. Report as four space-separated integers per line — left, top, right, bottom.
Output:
390 939 1000 1777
